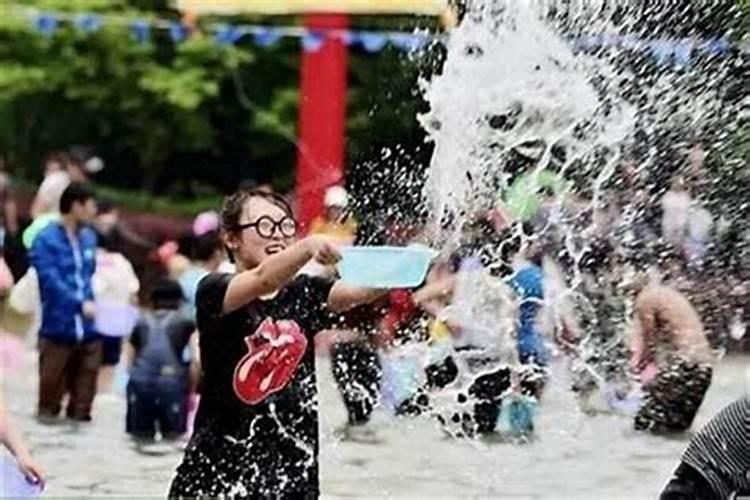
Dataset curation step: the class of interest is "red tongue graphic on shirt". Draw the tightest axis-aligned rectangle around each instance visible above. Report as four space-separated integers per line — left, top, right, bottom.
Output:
233 318 308 405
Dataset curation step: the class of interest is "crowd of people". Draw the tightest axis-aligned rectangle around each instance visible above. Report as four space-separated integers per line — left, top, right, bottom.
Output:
0 144 746 499
307 139 748 498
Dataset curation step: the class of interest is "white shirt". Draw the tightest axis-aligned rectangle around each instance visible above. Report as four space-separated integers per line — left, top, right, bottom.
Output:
687 204 713 243
661 189 691 245
35 171 70 213
93 250 140 304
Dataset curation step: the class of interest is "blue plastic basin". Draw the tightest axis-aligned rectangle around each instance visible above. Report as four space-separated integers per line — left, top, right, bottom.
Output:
1 456 42 497
337 245 437 288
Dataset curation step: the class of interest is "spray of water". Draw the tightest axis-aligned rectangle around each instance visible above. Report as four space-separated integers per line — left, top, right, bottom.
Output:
412 0 746 419
422 1 638 236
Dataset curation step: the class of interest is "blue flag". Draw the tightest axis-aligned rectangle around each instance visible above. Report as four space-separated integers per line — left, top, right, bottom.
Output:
33 13 58 37
253 27 283 47
214 24 245 46
130 20 150 44
357 32 388 53
74 13 102 34
301 31 325 52
169 22 189 43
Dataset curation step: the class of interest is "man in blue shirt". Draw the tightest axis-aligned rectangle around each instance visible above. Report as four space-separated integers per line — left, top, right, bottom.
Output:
30 183 99 422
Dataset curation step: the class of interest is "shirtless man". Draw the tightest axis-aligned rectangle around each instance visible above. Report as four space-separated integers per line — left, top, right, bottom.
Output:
629 275 714 433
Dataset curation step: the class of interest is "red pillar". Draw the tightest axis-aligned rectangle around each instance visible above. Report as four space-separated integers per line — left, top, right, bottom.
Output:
295 14 349 233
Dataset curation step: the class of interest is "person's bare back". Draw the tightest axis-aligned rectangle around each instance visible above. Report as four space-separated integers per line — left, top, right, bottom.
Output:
634 283 714 365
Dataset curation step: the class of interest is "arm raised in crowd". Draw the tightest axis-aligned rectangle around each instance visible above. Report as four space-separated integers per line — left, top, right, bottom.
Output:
223 235 341 314
411 275 456 317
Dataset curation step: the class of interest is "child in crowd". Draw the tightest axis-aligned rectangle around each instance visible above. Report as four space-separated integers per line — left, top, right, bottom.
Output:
93 231 140 393
178 231 224 318
125 280 198 442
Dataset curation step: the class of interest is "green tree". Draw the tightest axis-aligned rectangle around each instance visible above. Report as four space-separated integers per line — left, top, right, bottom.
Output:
0 1 437 199
0 1 256 192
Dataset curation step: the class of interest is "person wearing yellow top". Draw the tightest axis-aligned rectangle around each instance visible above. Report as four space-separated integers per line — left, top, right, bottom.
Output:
309 185 357 243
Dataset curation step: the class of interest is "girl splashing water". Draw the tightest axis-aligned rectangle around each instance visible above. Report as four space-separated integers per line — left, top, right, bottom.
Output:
169 189 384 499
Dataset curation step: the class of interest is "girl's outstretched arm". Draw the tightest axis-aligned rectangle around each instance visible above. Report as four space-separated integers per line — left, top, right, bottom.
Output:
223 236 341 314
0 398 45 486
327 283 387 313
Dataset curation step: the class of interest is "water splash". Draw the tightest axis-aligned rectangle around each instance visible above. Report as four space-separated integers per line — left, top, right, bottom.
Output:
422 1 635 239
416 0 747 417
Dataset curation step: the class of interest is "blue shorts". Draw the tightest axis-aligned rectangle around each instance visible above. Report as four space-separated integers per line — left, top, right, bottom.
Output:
126 378 187 439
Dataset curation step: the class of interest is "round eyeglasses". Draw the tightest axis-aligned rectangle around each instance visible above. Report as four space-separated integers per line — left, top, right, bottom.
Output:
237 215 297 239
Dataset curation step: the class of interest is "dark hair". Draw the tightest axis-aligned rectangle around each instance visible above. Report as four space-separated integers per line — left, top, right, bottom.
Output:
60 182 96 214
68 147 88 169
150 279 184 310
97 199 115 215
221 188 294 263
96 230 117 253
177 233 195 259
221 188 293 233
193 230 222 262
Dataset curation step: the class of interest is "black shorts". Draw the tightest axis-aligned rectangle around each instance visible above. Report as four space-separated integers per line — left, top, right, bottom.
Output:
126 379 187 439
635 358 712 433
100 336 123 366
660 462 716 500
330 342 381 425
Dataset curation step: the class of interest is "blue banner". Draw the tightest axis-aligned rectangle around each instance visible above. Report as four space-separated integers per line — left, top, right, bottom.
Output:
253 27 283 47
130 20 150 44
74 14 102 34
169 22 189 43
357 32 388 53
27 9 742 63
33 13 58 37
301 31 325 53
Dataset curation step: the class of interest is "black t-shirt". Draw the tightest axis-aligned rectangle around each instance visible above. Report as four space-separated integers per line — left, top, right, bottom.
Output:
170 273 334 499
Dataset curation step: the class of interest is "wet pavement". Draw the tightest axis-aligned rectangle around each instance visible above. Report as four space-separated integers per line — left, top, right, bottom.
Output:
2 347 747 499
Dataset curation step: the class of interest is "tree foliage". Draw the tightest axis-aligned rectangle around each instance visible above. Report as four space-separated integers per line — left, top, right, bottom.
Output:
0 1 436 197
2 1 742 204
